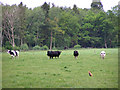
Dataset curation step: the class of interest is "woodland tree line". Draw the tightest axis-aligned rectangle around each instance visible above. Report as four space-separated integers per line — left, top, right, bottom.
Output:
1 1 119 50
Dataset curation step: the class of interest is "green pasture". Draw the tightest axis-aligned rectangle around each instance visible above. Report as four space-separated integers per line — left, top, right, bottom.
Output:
2 48 118 88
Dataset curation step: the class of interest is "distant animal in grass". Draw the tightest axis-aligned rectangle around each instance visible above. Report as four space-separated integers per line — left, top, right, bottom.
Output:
88 71 93 77
100 51 106 59
64 46 68 50
73 50 79 59
7 50 19 58
47 51 61 59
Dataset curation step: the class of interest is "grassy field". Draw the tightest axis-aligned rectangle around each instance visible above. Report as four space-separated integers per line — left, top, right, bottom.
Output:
2 48 118 88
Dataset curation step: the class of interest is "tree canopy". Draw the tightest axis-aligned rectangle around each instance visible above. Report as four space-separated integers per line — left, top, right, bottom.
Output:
1 2 118 50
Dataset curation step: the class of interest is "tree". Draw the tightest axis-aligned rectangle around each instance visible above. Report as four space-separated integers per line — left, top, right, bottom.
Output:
91 0 103 10
1 2 118 49
79 10 115 48
25 7 46 47
16 2 27 45
73 4 79 14
106 6 118 47
2 5 18 47
0 3 2 46
41 2 50 19
46 17 64 50
59 11 80 47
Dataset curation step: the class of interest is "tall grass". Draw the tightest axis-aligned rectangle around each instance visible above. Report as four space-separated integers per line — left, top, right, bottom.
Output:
2 48 118 88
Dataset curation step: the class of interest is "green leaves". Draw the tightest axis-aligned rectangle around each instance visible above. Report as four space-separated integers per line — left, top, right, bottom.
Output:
2 2 118 49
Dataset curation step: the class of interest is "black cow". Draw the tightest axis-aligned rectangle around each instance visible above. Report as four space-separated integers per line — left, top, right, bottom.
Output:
73 50 79 59
64 46 68 50
47 51 54 59
47 51 61 59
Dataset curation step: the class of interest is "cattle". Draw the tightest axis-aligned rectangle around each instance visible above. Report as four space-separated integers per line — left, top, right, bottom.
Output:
7 50 19 58
73 50 79 59
47 51 61 59
47 51 54 59
100 51 106 59
64 46 68 50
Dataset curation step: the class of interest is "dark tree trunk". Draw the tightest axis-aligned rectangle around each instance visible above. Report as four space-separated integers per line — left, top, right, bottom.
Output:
109 39 112 48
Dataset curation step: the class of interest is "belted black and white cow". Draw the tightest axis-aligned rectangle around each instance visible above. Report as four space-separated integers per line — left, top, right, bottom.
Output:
7 50 19 58
73 50 79 59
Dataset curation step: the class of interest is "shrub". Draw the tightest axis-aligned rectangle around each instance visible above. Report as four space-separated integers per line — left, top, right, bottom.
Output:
5 46 13 50
33 45 41 50
4 41 13 50
52 47 57 50
13 46 20 50
41 45 48 50
20 44 29 51
74 44 81 49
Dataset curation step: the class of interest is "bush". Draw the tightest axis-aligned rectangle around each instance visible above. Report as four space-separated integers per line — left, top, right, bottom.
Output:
74 44 81 49
13 46 20 50
20 44 29 51
33 45 41 50
52 47 57 50
5 46 13 50
4 41 13 50
41 45 48 50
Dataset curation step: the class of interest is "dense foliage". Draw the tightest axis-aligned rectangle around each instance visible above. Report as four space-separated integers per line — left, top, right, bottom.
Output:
1 2 118 50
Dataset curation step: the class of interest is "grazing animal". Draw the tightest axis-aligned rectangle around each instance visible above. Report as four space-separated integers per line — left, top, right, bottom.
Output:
64 46 68 50
47 51 61 59
73 50 79 59
88 71 93 77
14 50 19 57
7 50 19 58
47 51 54 59
100 51 106 59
